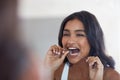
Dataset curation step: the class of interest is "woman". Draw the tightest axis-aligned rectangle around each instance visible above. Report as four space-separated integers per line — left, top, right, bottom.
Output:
44 11 120 80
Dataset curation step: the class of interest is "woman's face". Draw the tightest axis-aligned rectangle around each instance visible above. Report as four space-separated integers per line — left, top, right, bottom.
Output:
62 19 90 64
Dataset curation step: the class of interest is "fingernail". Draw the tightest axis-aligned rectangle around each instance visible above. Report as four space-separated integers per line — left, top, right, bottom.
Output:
58 52 60 55
53 50 55 53
55 51 58 54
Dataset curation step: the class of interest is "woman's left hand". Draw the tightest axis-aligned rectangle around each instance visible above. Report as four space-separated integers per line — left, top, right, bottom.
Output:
86 56 104 80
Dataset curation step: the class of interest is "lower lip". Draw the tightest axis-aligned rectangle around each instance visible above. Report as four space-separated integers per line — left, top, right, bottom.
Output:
68 52 79 57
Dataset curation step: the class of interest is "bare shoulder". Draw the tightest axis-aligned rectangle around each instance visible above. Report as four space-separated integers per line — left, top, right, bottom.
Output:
104 67 120 80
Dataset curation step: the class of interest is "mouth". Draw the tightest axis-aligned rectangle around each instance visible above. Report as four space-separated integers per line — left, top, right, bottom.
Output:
68 47 80 56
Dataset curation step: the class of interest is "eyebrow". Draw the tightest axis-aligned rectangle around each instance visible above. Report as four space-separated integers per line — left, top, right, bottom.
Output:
63 29 85 32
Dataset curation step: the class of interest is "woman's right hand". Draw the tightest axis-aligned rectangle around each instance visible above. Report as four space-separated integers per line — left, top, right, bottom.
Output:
44 45 69 73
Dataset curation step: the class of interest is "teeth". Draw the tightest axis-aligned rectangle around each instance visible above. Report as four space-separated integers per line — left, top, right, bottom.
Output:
68 47 77 49
69 50 72 54
67 47 80 55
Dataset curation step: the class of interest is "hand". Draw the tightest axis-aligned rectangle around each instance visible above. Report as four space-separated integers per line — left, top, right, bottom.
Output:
86 56 104 80
44 45 69 72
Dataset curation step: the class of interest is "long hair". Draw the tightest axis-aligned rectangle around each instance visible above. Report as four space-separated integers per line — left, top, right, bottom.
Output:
58 11 115 69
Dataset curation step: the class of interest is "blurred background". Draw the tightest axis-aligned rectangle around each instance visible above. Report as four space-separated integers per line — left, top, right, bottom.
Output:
18 0 120 73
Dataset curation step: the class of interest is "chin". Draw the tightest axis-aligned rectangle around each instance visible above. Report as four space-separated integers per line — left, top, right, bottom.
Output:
68 59 80 64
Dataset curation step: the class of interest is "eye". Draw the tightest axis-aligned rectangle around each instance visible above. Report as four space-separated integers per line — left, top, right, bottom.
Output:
76 34 86 37
63 33 70 36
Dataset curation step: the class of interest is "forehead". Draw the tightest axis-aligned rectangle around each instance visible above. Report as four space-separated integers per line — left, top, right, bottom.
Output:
64 19 85 30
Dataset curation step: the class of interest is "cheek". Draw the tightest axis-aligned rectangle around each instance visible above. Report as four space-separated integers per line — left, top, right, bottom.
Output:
79 39 90 52
62 37 67 46
62 38 65 46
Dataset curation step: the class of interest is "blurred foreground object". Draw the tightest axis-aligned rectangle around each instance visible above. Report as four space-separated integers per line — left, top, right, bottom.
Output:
0 0 41 80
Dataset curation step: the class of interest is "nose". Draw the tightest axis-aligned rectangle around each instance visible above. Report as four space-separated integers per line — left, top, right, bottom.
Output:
67 36 76 44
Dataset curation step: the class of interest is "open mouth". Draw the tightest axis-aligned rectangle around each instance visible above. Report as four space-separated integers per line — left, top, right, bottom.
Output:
68 48 80 55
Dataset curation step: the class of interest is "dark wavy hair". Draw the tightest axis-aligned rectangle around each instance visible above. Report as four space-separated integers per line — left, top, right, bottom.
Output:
58 11 115 69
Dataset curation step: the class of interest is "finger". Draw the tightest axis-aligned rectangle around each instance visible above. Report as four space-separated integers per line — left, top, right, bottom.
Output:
52 45 63 57
89 60 97 67
94 57 103 68
56 46 66 57
55 45 59 54
50 45 59 55
57 46 63 54
86 56 96 64
54 46 62 56
52 45 58 54
61 50 69 60
47 45 59 56
49 45 56 53
86 56 97 69
86 56 103 69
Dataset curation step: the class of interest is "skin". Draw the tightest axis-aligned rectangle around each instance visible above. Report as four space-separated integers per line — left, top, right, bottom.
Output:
45 19 104 80
62 19 90 64
44 45 69 80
